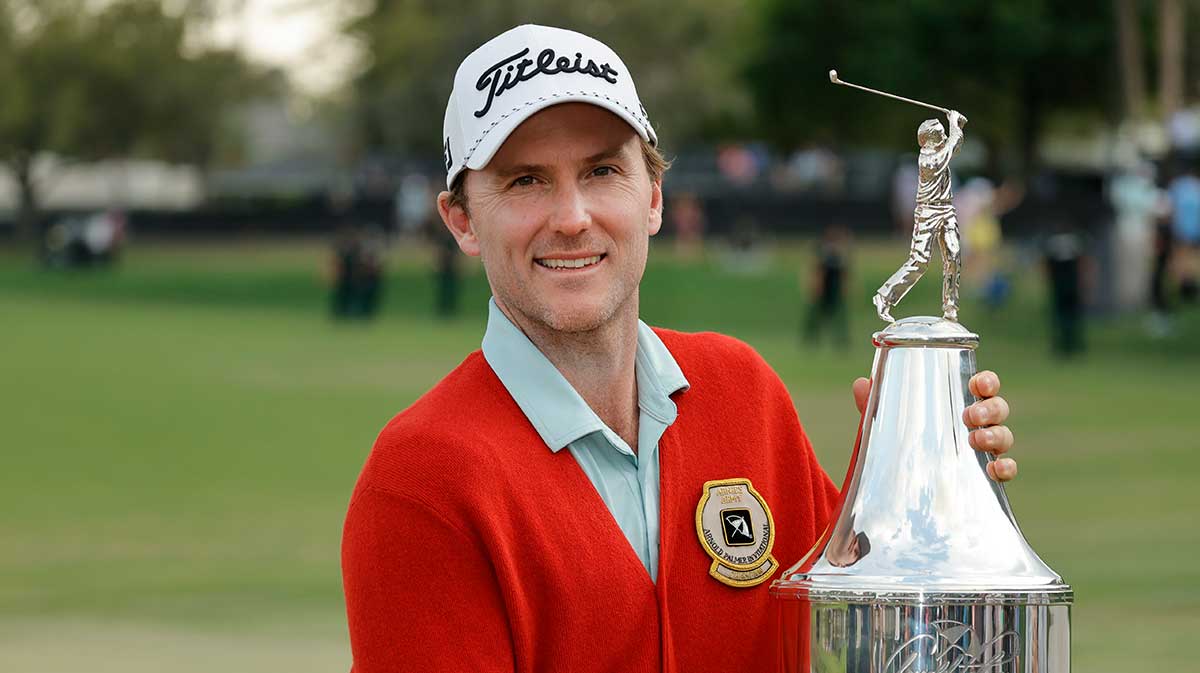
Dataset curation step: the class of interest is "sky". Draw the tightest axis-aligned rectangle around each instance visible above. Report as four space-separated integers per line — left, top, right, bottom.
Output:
202 0 362 97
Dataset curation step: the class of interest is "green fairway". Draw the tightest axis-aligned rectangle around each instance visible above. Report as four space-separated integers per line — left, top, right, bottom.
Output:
1 239 1196 672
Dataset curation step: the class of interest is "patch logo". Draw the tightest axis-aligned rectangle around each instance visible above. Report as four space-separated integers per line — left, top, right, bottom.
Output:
695 478 777 588
721 508 755 546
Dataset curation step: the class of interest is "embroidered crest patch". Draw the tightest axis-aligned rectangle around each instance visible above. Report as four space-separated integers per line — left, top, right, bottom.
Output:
695 478 777 588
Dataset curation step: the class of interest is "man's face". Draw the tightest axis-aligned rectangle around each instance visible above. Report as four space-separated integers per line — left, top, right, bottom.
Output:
440 103 663 333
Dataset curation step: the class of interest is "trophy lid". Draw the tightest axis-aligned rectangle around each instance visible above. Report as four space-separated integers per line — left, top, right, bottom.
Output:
773 319 1071 606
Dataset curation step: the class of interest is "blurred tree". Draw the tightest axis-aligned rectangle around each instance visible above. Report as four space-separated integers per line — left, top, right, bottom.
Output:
344 0 756 158
1114 0 1148 122
745 0 1117 175
0 0 260 245
1159 0 1184 122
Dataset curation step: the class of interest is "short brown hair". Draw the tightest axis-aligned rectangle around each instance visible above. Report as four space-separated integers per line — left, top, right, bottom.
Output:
447 136 669 215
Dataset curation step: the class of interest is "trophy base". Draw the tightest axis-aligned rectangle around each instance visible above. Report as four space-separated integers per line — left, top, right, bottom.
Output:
777 598 1071 673
771 313 1072 672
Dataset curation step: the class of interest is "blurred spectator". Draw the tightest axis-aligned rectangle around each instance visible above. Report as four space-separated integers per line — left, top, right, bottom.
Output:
1167 162 1200 303
720 216 768 274
331 224 359 318
802 224 851 349
434 227 459 319
330 224 385 320
42 210 126 268
360 225 385 316
1168 108 1200 153
396 173 433 237
1149 212 1176 337
785 145 844 193
716 143 766 185
890 157 919 237
1107 160 1168 312
669 191 706 259
416 186 461 319
958 177 1005 307
1042 220 1092 358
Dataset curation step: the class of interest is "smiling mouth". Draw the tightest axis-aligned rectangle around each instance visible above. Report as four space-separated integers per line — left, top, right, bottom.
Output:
535 254 605 270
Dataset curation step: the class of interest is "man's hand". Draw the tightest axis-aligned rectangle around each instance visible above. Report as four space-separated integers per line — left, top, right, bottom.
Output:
949 110 967 128
852 371 1016 482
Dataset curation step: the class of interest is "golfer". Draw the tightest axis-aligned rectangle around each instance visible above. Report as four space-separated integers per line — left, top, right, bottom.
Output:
874 111 968 322
342 24 1016 673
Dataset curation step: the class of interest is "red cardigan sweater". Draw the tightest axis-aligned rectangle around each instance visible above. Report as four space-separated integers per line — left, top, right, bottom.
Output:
342 329 840 673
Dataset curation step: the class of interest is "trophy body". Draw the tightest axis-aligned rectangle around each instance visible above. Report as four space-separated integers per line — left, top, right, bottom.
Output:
771 318 1072 672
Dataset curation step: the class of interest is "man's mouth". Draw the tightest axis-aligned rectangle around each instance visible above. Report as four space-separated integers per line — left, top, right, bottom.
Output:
535 254 605 270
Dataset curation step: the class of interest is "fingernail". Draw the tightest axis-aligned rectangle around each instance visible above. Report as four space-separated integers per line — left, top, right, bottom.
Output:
974 408 988 425
981 428 995 444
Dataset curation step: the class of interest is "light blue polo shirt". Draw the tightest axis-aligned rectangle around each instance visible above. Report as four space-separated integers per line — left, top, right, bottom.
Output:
481 299 689 581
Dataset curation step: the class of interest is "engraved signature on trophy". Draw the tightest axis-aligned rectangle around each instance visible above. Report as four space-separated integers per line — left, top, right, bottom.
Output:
883 619 1019 673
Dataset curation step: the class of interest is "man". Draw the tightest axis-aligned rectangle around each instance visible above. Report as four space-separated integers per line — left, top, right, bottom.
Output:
342 25 1016 672
1168 160 1200 303
1042 218 1090 357
874 111 968 322
802 223 851 349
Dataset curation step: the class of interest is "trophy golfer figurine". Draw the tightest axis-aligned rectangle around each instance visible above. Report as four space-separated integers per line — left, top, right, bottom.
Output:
827 70 968 323
876 110 967 322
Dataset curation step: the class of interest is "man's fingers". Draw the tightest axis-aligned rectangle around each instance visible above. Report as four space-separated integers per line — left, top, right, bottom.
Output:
852 377 870 414
965 371 1015 483
987 458 1018 482
969 370 1000 398
969 425 1013 454
964 396 1009 427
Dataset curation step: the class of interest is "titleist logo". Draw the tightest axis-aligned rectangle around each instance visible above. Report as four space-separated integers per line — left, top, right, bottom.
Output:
474 47 619 118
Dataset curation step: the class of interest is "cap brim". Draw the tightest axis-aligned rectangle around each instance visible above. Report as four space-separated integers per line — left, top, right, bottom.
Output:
463 94 655 173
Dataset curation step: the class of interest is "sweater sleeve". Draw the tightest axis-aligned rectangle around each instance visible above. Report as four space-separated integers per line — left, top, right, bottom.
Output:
342 485 515 673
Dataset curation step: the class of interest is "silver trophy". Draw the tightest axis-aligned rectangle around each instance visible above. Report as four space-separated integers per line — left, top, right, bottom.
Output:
770 73 1072 673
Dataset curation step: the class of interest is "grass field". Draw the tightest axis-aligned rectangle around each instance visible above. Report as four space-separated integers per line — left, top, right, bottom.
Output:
1 238 1197 672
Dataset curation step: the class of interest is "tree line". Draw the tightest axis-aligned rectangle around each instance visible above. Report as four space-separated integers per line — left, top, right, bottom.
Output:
2 0 1195 245
0 0 263 243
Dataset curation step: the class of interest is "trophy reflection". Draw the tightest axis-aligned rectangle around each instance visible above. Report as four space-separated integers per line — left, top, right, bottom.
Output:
770 73 1073 673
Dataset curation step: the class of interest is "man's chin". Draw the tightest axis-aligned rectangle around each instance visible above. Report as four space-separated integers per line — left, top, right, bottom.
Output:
540 309 609 334
534 297 625 334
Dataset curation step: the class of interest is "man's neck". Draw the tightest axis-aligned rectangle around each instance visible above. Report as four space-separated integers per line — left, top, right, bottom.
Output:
498 298 641 453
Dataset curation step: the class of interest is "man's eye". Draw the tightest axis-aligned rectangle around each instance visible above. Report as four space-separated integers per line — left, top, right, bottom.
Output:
511 175 537 187
592 166 616 177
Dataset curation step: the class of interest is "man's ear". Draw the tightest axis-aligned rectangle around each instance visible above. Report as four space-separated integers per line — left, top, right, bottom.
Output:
647 178 664 236
437 190 480 256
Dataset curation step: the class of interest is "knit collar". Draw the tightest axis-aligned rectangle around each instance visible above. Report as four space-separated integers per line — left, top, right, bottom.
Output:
481 298 689 453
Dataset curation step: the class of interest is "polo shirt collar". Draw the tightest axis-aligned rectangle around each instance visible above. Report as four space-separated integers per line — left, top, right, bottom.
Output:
481 298 689 453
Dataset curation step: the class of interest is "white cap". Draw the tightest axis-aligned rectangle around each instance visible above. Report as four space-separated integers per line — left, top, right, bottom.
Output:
442 24 657 189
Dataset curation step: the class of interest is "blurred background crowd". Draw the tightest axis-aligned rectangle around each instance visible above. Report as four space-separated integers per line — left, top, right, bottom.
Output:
1 2 1197 672
4 1 1200 350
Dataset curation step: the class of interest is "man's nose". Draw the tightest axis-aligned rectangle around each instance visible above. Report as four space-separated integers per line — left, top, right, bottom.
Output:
547 183 591 237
